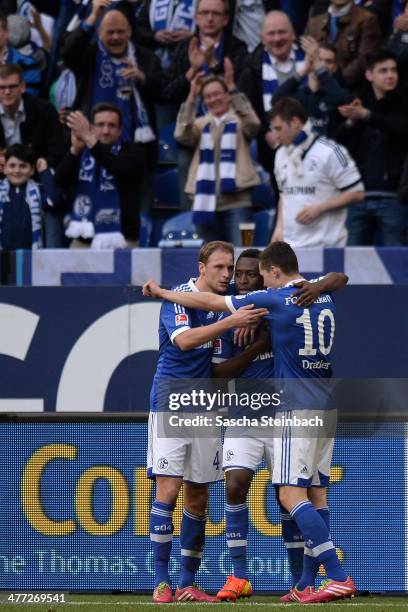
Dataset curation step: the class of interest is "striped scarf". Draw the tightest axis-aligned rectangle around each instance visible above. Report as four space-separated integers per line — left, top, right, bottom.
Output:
93 40 155 144
193 120 237 226
262 46 304 112
66 144 126 249
284 120 318 178
0 179 43 249
150 0 196 67
66 0 91 33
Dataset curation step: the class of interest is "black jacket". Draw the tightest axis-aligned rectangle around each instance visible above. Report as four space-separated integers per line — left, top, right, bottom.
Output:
0 93 65 167
162 33 248 104
54 141 146 241
61 24 164 165
272 68 352 139
337 83 408 192
388 30 408 87
398 153 408 204
133 2 172 49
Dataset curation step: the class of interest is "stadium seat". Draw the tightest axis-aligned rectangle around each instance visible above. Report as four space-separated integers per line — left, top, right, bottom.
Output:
153 167 180 209
158 212 203 247
253 209 276 246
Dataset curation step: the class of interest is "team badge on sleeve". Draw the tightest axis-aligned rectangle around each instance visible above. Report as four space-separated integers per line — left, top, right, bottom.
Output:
213 338 222 354
175 313 188 325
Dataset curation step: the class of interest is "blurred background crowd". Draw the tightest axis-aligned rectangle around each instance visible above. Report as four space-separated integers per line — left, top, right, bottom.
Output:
0 0 408 249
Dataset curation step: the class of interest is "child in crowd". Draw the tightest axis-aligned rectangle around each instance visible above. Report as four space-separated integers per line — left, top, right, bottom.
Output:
0 144 58 250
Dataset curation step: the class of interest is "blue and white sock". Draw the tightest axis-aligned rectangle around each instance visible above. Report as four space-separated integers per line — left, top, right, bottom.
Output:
150 501 175 588
179 509 206 588
280 507 304 587
297 506 330 590
291 501 346 583
225 502 249 579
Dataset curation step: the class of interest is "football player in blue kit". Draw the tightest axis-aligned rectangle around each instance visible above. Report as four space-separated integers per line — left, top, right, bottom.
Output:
147 241 268 603
143 241 356 604
212 249 274 602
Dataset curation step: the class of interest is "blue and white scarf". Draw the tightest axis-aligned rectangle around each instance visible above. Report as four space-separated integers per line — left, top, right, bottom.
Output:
17 0 34 19
66 145 126 248
284 120 318 178
150 0 196 67
193 120 237 225
92 40 155 144
0 179 43 249
262 45 304 112
66 0 91 33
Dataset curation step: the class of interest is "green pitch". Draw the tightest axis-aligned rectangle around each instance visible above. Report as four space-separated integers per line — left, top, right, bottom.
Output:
1 594 408 612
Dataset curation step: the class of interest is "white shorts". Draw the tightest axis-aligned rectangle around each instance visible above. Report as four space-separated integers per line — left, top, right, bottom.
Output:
272 410 335 487
223 432 274 474
147 411 223 483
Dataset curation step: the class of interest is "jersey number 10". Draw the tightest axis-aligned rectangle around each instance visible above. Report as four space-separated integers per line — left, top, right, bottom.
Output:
296 308 335 356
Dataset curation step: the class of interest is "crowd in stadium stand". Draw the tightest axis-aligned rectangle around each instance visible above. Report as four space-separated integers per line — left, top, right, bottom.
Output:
0 0 407 249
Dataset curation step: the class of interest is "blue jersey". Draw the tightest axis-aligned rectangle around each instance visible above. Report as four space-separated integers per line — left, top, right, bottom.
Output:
212 313 275 417
226 279 336 410
212 313 274 380
150 278 220 411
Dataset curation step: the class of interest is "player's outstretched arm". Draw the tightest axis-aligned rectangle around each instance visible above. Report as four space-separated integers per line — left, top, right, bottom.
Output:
291 272 349 307
316 272 349 293
143 279 230 312
175 306 269 351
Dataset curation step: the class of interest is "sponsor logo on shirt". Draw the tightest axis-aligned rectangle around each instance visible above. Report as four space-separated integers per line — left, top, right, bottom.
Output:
285 294 332 306
283 186 316 195
175 313 188 325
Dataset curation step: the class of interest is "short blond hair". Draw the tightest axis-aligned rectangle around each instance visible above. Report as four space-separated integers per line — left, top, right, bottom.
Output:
199 241 234 264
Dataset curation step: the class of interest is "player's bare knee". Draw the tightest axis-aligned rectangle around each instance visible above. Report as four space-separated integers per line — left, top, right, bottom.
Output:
225 469 252 505
184 482 208 515
278 487 292 512
279 486 308 512
156 476 182 506
308 486 327 508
